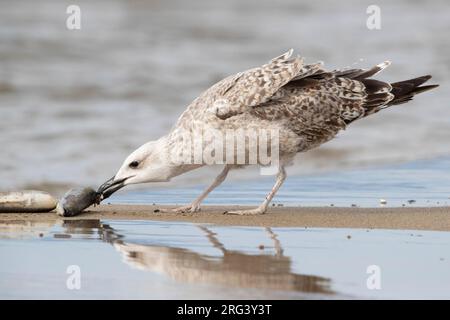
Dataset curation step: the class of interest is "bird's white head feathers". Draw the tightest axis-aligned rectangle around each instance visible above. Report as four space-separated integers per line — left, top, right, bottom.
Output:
113 138 173 186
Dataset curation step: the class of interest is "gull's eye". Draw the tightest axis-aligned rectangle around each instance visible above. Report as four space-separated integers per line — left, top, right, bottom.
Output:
129 161 139 169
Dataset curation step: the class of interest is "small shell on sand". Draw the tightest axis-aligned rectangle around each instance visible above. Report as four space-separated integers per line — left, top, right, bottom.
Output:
56 187 100 217
0 191 57 213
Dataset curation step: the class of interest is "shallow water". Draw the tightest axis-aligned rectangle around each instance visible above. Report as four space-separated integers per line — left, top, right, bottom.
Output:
0 219 449 299
0 0 449 191
109 157 450 208
2 0 449 301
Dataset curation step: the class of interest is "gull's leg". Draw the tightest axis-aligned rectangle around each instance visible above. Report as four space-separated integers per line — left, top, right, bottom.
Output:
159 165 231 213
225 166 286 215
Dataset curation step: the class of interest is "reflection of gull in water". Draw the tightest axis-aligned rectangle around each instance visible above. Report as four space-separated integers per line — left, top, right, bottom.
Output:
99 223 333 294
1 219 333 294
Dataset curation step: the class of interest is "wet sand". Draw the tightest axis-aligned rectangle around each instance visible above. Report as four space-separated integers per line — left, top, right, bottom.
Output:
1 205 449 231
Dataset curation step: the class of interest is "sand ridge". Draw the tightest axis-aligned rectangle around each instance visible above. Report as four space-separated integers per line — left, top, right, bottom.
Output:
0 204 449 231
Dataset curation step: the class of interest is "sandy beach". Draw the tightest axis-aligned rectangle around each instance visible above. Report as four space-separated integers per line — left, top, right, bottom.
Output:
1 204 449 231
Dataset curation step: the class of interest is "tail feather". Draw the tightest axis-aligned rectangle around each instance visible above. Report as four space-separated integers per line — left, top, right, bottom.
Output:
360 78 394 115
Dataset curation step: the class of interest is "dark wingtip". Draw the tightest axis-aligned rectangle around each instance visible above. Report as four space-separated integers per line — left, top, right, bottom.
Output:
388 75 438 106
417 75 433 85
412 75 432 86
391 75 433 88
413 84 439 94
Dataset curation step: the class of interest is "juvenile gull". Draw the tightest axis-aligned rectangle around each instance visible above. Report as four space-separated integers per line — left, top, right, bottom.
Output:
98 49 438 215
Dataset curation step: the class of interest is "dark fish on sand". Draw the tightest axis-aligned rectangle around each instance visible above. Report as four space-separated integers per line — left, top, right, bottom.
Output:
56 187 101 217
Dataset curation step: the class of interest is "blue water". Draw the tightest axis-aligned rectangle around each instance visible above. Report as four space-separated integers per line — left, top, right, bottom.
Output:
1 219 449 299
108 157 450 208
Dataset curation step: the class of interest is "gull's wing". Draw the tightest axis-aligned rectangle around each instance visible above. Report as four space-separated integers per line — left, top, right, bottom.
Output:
210 49 324 119
248 62 397 148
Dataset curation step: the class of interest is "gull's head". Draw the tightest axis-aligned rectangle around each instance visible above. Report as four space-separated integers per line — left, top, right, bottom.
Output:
97 138 172 199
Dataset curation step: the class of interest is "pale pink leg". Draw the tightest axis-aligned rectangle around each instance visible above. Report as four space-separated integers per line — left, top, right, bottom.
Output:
226 166 286 215
159 165 231 213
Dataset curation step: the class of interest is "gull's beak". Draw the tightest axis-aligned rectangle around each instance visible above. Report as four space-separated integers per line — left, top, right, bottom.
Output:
97 176 130 201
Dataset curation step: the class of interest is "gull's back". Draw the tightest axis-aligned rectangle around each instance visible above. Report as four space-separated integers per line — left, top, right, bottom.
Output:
172 50 438 156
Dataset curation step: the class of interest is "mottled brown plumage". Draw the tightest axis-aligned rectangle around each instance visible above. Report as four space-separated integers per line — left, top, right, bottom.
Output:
173 49 437 159
107 49 438 215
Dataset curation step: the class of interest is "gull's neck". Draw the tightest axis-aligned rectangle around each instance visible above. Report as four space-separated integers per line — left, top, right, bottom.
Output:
158 134 204 180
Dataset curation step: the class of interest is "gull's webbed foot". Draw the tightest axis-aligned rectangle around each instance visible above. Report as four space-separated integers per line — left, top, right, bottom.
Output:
156 203 201 214
224 207 266 216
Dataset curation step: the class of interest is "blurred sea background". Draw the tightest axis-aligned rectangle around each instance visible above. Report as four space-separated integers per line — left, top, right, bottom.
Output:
0 0 449 205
